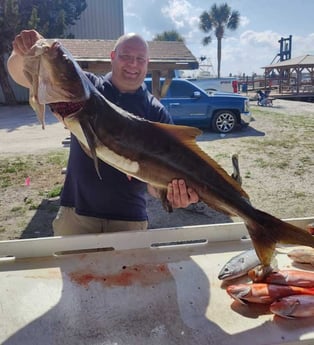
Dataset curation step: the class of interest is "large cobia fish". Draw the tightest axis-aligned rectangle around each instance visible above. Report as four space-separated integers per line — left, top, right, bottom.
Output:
23 39 314 280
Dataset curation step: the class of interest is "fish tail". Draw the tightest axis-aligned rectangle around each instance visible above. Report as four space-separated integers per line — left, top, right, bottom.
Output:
245 209 314 266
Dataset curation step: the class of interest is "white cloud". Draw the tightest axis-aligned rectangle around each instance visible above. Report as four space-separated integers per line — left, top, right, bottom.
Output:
293 34 314 56
123 0 314 76
239 15 250 28
240 30 280 49
161 0 195 28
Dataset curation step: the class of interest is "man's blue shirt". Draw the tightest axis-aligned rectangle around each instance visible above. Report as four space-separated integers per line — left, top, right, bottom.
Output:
60 72 172 221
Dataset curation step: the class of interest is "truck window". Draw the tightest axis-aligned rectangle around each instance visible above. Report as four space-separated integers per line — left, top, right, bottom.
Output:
170 81 198 98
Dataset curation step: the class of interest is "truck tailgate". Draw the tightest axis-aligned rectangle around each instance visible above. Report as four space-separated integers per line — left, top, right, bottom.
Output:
0 218 313 345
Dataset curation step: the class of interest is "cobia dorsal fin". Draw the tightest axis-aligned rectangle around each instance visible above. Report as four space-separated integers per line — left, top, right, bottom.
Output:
153 122 249 198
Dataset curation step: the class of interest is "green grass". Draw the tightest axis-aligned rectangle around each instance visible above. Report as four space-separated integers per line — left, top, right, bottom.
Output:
213 152 230 160
0 151 68 235
0 151 68 189
235 108 314 174
46 185 63 198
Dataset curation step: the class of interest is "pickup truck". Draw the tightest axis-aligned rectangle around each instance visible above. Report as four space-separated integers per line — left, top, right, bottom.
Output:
145 78 251 133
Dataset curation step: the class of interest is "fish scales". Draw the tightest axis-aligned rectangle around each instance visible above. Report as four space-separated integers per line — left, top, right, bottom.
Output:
24 39 314 280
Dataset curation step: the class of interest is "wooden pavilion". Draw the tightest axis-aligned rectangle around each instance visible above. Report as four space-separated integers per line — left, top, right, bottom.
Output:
262 55 314 101
54 39 199 99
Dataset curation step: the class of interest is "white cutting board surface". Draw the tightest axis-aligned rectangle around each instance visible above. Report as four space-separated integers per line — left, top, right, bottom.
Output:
0 219 313 345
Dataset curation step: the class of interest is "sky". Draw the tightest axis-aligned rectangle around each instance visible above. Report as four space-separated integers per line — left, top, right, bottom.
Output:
123 0 314 77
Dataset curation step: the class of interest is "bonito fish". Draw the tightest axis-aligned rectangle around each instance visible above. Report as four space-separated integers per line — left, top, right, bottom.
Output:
23 39 314 279
270 294 314 319
218 249 261 281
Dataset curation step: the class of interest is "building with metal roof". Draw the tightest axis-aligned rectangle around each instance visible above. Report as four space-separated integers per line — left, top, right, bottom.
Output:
66 0 124 39
52 38 198 98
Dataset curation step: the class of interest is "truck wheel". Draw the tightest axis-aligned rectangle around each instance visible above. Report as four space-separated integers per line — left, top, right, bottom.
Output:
212 111 236 133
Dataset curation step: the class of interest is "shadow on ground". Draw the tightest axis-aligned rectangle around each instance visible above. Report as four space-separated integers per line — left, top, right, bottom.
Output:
20 198 59 239
0 104 58 132
146 194 232 229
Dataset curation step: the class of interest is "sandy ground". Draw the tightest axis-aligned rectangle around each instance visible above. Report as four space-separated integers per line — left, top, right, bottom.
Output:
0 105 69 155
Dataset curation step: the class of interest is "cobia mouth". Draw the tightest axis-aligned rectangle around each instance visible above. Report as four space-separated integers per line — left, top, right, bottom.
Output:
49 101 85 117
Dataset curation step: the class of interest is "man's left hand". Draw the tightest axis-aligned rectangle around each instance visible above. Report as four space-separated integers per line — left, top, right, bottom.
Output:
167 179 199 208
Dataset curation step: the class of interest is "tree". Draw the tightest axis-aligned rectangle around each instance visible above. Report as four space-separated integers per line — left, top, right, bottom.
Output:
0 0 87 105
199 3 240 78
0 0 21 104
153 29 185 42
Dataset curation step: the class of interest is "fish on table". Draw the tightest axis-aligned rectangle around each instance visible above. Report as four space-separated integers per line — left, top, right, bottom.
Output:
270 294 314 319
263 269 314 288
288 247 314 266
22 39 314 281
306 222 314 235
226 283 314 304
218 249 261 281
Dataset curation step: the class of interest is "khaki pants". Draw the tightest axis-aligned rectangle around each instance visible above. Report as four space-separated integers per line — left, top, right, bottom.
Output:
53 206 148 236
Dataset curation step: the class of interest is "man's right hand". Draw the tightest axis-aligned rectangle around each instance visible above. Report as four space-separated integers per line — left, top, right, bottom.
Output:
7 29 44 88
12 29 43 56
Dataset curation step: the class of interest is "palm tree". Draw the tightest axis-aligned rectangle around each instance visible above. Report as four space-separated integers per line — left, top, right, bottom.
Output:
199 3 240 78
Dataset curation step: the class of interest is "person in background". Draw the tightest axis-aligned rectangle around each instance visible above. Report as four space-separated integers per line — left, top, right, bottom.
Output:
232 79 238 93
7 29 199 235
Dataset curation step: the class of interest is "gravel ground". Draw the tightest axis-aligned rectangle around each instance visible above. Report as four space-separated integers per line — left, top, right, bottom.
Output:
0 98 313 240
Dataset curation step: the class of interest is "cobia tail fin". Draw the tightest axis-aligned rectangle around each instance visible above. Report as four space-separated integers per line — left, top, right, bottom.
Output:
245 209 314 267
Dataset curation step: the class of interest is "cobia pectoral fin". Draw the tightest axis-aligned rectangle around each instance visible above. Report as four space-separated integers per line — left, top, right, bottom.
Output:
78 117 102 179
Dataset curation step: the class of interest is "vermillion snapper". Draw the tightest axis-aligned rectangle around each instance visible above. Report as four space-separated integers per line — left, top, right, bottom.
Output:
270 295 314 319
